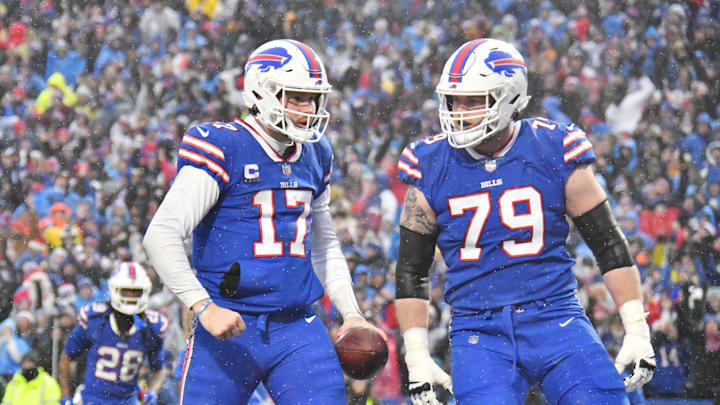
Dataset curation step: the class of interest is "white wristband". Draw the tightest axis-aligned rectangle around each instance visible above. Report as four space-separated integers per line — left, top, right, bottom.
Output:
403 327 429 355
618 299 650 338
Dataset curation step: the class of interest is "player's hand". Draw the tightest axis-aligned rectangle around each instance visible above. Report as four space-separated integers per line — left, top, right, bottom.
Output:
195 301 246 341
614 332 656 392
615 300 656 392
338 314 388 342
406 352 453 405
142 390 158 405
60 397 73 405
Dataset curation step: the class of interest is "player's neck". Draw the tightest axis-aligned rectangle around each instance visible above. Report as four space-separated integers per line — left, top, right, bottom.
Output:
111 310 135 335
248 116 295 155
470 124 514 157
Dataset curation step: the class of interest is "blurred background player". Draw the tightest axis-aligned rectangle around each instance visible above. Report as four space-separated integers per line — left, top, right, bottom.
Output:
143 39 385 405
395 38 655 404
58 262 169 405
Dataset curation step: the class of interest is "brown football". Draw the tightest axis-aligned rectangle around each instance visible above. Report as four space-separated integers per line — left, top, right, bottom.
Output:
334 327 389 380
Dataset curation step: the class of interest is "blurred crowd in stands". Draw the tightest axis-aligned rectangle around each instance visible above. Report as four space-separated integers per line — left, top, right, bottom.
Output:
0 0 719 403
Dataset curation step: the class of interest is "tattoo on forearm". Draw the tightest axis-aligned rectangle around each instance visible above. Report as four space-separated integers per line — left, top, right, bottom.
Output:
401 187 439 235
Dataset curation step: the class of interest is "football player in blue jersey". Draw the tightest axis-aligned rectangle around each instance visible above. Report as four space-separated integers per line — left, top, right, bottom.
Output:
143 39 384 405
58 262 169 405
394 38 656 405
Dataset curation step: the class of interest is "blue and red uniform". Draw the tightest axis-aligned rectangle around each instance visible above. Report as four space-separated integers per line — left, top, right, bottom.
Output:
176 119 345 404
398 118 628 404
64 302 167 405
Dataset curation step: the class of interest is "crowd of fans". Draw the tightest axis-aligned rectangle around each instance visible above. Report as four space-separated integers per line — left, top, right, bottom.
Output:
0 0 719 404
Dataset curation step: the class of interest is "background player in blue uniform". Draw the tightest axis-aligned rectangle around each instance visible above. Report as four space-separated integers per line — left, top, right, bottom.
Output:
143 39 384 404
394 38 656 405
58 262 169 405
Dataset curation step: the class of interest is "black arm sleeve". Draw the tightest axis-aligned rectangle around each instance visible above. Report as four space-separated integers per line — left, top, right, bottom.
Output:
395 226 437 300
572 200 634 274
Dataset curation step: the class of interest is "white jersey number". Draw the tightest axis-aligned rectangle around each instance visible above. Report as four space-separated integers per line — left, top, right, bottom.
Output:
94 346 144 382
448 186 544 260
253 190 312 257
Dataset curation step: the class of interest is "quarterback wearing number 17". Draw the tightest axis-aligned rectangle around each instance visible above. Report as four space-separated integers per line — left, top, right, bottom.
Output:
395 38 655 405
143 39 383 404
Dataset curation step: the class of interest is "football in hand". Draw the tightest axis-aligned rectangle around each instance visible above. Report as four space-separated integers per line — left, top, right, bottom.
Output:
335 327 389 380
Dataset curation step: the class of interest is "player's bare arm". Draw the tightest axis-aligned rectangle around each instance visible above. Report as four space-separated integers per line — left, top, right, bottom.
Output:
396 185 452 403
566 165 642 304
400 185 438 236
397 185 438 331
566 164 655 391
58 352 73 398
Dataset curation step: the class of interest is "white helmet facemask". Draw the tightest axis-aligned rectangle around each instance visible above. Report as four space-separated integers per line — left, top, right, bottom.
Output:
243 39 332 143
436 38 531 149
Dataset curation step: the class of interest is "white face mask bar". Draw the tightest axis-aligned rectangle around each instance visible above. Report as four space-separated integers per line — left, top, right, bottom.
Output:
110 286 148 314
262 80 331 143
438 87 509 149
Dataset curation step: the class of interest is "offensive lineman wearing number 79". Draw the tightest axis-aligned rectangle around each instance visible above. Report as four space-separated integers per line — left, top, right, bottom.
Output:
143 39 383 405
395 38 655 405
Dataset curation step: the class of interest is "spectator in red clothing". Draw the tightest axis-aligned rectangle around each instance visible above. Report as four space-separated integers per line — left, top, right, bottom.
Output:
0 0 718 402
0 22 27 49
640 200 680 239
370 320 401 399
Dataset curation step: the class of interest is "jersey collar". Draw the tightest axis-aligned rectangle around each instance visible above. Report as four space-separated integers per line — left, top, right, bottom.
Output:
110 312 137 337
236 116 303 163
464 121 521 161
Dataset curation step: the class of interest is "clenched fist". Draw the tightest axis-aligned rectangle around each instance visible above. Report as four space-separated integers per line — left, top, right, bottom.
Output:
193 300 245 341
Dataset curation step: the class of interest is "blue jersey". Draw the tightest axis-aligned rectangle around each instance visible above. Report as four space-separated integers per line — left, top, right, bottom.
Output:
646 341 685 396
398 118 595 311
177 119 332 314
64 302 168 401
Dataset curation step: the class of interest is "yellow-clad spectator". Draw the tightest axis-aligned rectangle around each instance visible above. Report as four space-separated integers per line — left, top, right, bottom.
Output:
187 0 219 18
42 202 81 248
1 352 60 405
34 72 77 115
